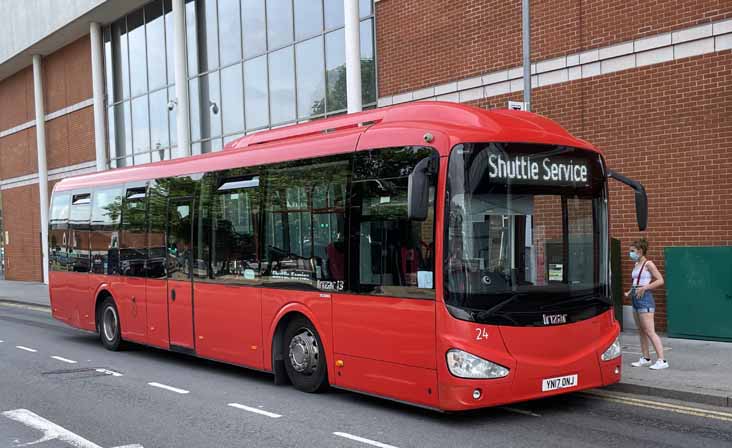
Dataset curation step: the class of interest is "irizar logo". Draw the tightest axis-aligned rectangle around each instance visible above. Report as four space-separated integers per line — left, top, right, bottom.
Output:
542 314 568 325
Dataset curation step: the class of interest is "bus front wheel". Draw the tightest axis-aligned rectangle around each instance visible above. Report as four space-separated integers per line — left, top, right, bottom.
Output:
98 297 123 351
283 316 328 393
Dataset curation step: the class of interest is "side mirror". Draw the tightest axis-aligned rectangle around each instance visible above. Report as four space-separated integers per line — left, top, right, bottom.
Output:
609 170 648 231
407 156 435 221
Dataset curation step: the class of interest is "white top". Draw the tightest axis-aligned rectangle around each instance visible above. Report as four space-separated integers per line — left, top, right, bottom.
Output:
632 262 652 287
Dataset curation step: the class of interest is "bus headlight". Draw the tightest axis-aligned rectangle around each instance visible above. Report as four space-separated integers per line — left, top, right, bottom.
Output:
601 336 621 361
446 349 509 379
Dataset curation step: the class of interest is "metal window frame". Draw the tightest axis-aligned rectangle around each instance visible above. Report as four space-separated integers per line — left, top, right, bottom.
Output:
105 0 377 165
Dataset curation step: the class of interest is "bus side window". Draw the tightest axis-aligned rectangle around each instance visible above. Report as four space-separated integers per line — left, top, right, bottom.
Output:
69 192 92 273
120 183 149 277
90 186 123 275
261 155 350 291
49 192 71 272
146 179 168 279
350 147 437 299
207 170 261 284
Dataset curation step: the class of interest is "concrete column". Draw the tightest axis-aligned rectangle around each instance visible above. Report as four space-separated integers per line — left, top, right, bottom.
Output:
344 0 362 113
32 55 50 285
90 22 108 171
172 0 192 156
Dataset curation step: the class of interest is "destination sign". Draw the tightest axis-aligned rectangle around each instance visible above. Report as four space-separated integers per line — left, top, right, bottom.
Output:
487 151 590 186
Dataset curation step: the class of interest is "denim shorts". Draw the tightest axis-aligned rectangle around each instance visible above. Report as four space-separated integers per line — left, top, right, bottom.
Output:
632 290 655 313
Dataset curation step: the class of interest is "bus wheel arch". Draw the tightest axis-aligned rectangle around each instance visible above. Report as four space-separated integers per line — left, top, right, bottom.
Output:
95 291 123 351
271 311 329 392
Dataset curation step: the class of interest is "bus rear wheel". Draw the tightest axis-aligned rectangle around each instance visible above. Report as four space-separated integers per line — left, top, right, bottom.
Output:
283 317 328 393
98 298 123 351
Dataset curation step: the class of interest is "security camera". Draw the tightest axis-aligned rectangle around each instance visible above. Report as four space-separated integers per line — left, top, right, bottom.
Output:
167 99 177 111
209 101 219 115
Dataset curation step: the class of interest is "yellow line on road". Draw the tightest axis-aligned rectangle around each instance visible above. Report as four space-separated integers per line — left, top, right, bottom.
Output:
582 390 732 422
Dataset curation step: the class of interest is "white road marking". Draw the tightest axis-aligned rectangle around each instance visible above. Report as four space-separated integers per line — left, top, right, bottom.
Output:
227 403 282 418
147 382 189 394
2 408 144 448
0 339 4 343
333 432 400 448
15 346 37 353
96 368 123 377
502 406 541 417
51 356 78 364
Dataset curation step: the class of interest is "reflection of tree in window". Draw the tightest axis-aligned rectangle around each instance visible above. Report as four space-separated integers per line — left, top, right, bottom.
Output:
263 156 349 290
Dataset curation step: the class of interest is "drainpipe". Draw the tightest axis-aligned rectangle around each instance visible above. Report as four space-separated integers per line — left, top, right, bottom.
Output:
522 0 532 111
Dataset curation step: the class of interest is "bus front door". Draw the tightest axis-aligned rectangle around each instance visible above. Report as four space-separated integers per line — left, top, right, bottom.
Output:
166 198 195 350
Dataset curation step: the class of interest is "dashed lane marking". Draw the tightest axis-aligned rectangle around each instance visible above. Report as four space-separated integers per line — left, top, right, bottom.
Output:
51 356 77 364
582 390 732 422
333 432 400 448
147 382 190 394
227 403 282 418
15 346 37 353
2 408 144 448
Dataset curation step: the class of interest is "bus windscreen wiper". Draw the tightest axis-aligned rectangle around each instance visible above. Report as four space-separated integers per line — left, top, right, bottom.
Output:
474 293 522 320
539 293 610 310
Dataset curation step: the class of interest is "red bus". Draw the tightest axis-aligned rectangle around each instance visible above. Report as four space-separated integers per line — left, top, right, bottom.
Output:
48 102 647 411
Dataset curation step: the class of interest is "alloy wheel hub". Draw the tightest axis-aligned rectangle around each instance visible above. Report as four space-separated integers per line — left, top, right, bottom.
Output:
288 330 319 375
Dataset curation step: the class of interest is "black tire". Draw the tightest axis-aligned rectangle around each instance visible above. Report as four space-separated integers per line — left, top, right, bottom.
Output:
97 297 123 351
283 316 328 393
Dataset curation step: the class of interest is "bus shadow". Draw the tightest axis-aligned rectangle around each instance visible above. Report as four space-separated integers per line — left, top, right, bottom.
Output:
325 387 595 424
59 333 273 385
58 332 596 421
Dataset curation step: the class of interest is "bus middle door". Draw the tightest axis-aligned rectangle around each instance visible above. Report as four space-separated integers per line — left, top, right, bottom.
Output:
166 197 195 351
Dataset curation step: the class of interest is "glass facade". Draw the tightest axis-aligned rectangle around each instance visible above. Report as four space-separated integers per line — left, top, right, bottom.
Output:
104 0 376 168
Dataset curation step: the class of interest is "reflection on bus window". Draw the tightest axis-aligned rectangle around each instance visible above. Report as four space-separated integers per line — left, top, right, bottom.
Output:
351 146 437 299
262 155 349 291
90 187 122 275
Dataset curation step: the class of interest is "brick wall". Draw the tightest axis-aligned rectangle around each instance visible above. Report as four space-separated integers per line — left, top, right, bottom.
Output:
466 51 732 330
1 184 42 281
0 35 94 281
43 36 93 114
0 129 37 180
0 67 34 131
47 107 96 170
376 0 732 97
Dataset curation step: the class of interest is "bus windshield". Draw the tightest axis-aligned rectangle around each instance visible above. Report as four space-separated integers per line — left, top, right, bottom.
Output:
445 142 610 326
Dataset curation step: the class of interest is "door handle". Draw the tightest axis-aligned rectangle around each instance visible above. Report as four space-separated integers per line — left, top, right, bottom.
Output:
171 289 176 301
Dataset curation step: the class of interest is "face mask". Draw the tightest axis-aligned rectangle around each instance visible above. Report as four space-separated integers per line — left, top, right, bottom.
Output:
629 251 640 261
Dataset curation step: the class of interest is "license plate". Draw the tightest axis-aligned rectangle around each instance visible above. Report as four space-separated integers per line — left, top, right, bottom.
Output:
541 374 578 392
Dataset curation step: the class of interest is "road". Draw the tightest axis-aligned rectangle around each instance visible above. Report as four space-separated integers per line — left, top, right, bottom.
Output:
1 302 732 448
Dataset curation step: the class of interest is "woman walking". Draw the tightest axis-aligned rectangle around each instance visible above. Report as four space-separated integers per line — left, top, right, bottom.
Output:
626 238 668 370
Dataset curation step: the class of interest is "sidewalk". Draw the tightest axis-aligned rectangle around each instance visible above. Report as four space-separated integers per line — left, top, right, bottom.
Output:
0 279 50 307
610 331 732 407
0 280 729 407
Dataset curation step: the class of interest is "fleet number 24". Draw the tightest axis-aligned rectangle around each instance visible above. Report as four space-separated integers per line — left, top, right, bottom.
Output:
475 328 488 340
